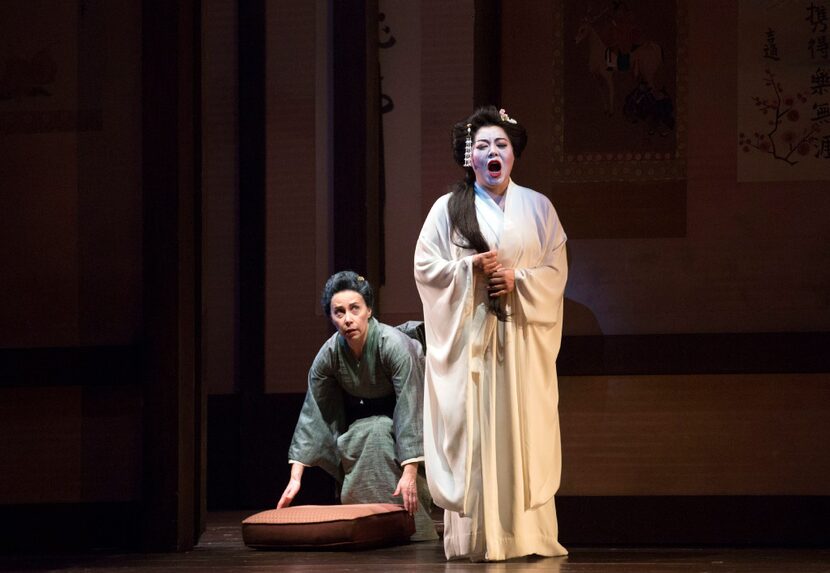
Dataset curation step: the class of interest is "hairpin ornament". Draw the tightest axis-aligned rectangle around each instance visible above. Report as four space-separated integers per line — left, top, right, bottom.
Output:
499 108 517 124
463 124 472 167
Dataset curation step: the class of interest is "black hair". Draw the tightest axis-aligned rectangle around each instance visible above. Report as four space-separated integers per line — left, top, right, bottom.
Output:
450 105 527 169
320 270 374 316
448 105 527 320
448 105 528 253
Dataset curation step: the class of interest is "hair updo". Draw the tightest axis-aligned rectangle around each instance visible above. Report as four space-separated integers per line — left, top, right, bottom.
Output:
320 270 374 316
451 105 528 179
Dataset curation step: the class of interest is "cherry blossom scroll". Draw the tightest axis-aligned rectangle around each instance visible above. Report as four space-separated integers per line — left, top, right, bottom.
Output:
737 0 830 181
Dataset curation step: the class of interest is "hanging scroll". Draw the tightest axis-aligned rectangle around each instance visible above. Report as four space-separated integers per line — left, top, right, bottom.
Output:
737 0 830 181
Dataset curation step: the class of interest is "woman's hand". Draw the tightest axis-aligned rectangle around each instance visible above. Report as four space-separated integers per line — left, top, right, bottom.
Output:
393 463 419 515
473 250 500 276
488 267 515 297
276 463 305 509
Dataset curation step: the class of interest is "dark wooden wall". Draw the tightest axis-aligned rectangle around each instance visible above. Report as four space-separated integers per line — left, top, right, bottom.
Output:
0 0 202 552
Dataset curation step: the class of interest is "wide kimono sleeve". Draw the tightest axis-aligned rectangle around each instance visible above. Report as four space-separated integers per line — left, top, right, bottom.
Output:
504 189 568 508
413 194 476 365
512 193 568 329
286 338 346 482
413 193 478 512
377 326 426 464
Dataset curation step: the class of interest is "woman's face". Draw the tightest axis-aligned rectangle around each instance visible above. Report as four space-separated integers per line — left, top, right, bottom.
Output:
329 289 372 353
471 125 514 194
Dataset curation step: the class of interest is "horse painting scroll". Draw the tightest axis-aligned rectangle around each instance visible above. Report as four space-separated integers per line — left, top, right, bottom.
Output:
574 12 664 118
555 1 687 182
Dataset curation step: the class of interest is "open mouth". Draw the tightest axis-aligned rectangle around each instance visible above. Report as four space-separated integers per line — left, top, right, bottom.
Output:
487 160 502 176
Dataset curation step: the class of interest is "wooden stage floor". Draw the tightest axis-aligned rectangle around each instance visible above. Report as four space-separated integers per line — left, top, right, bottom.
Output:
1 511 828 572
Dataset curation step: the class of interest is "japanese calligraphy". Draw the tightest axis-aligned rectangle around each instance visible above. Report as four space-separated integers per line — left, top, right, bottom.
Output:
764 28 780 60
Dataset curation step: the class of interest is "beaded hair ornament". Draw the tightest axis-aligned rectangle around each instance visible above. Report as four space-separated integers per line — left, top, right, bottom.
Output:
463 124 472 167
462 108 517 168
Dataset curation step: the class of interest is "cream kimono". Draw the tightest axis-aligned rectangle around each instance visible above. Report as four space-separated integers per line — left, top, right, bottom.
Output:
414 180 568 561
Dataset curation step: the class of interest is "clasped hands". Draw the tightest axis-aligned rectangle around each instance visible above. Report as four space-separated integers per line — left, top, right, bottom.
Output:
473 250 515 297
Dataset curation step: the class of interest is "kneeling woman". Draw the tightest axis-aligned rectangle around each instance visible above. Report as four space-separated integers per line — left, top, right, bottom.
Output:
277 271 437 541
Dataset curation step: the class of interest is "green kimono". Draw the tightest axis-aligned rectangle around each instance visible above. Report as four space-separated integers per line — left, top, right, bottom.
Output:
287 318 437 540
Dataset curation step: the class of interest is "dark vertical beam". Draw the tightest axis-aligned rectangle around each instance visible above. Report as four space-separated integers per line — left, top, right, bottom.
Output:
238 0 265 398
237 0 266 509
142 0 179 549
332 0 370 276
474 0 501 107
142 0 200 551
176 0 199 548
364 0 381 294
192 0 206 544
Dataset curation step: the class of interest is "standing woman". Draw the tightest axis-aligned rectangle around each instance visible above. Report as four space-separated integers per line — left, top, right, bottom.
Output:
414 106 568 561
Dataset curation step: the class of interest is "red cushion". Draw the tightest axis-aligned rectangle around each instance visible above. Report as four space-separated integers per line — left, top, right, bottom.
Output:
242 503 415 550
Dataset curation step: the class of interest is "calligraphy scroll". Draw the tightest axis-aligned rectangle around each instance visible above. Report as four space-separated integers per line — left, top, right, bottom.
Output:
738 0 830 181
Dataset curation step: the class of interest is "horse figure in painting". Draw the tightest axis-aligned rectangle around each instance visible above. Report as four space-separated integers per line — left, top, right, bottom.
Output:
575 6 663 116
